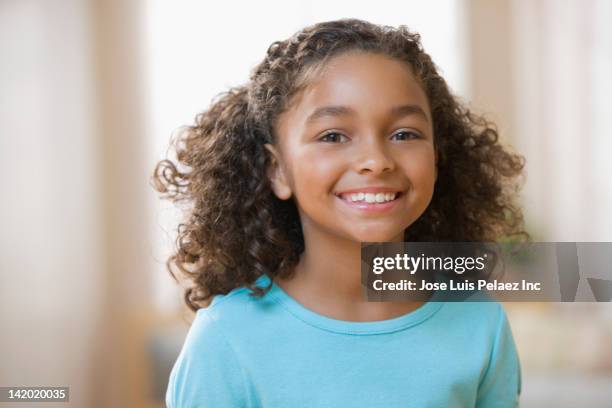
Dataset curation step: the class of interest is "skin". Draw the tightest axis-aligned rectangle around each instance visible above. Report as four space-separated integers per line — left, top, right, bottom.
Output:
265 51 437 321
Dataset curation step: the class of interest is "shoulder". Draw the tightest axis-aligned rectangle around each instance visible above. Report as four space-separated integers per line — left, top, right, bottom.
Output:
436 298 508 331
472 303 521 405
171 306 239 374
174 283 267 363
203 281 278 329
432 274 509 330
183 279 282 355
435 300 520 405
433 300 514 359
165 286 272 407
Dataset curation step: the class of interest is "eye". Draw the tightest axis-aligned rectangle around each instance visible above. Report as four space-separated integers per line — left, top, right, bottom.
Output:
391 130 422 141
318 131 349 143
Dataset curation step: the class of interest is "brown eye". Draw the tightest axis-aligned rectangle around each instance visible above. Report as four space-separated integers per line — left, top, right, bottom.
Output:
319 132 349 143
391 130 421 141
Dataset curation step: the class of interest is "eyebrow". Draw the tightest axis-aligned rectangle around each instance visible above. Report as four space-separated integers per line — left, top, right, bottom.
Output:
305 104 430 124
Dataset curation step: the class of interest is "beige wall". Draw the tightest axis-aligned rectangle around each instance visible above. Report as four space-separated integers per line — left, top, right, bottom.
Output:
466 0 612 242
0 0 102 406
0 0 158 406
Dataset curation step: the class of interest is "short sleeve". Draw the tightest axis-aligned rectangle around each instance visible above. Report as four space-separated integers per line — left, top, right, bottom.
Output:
475 304 521 408
165 309 249 408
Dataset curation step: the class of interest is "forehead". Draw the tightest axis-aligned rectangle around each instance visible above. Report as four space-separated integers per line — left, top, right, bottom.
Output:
284 52 429 121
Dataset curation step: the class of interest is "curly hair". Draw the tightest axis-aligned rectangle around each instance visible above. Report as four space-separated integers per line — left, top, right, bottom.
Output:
152 18 529 312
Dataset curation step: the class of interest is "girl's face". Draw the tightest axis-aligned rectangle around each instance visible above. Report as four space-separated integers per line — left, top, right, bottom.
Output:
266 51 436 244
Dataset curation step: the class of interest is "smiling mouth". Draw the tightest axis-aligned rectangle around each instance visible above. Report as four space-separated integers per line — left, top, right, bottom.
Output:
333 191 403 214
335 191 404 204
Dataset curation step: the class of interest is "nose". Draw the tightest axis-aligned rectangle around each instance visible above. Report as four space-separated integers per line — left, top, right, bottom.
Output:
354 137 395 175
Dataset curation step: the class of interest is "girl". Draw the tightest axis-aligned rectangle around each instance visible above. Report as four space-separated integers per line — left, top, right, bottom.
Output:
153 18 528 407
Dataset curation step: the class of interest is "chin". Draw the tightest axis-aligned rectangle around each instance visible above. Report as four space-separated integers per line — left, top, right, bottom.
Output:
350 229 404 243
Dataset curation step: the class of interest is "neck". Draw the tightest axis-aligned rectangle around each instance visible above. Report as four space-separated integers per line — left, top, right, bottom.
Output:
274 216 419 322
295 223 365 302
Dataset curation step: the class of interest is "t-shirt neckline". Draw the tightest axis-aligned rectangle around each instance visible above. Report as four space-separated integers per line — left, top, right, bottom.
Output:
254 274 444 335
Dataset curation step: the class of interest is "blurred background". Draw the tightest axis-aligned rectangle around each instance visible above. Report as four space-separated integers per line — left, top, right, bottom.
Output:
1 0 611 406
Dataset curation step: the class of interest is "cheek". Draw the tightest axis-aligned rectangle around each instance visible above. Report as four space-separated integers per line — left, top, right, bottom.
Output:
402 148 436 193
291 149 343 198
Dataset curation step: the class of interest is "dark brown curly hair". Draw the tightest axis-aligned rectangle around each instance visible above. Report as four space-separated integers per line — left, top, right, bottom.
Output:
151 18 529 312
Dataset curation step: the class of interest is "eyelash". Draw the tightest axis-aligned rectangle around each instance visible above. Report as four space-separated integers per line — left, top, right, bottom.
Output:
318 130 421 143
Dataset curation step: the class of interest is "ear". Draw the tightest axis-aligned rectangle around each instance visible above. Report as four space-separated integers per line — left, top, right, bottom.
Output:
264 143 292 200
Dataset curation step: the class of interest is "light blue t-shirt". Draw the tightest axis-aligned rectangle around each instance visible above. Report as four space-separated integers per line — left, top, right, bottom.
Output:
166 274 521 407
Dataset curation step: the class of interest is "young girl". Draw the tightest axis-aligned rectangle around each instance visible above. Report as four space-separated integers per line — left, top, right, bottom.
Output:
153 18 528 407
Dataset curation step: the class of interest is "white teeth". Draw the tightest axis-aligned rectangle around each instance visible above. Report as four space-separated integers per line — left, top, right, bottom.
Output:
343 192 398 203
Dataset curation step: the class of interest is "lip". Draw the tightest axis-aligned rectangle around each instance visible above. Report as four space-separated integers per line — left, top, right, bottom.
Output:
335 186 402 195
334 190 404 214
